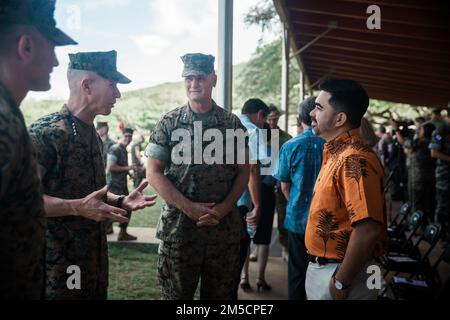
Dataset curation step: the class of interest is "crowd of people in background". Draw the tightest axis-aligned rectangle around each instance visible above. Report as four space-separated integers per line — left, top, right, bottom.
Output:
374 108 450 240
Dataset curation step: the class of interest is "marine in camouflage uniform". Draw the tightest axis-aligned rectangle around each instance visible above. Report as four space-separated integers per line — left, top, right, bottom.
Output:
404 122 436 223
131 136 146 188
29 50 133 299
107 128 136 241
146 53 249 300
96 121 115 167
429 120 450 237
0 83 47 299
29 106 109 299
266 105 292 255
0 0 76 299
103 136 115 163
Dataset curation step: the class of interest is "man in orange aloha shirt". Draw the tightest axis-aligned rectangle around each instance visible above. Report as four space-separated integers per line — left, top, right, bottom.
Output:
304 79 387 300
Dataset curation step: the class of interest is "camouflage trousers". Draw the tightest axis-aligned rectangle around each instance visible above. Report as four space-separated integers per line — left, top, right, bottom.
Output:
435 188 450 235
157 240 240 300
275 187 289 250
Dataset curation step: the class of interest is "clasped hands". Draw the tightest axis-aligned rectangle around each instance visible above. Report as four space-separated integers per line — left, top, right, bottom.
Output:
182 201 232 228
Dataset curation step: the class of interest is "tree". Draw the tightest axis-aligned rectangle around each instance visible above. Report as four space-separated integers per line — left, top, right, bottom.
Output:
335 230 350 260
234 39 300 113
244 0 280 43
344 154 369 200
346 201 357 221
233 0 300 113
316 209 339 257
366 99 430 126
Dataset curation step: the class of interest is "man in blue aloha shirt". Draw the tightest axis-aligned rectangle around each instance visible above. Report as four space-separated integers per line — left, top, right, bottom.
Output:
274 96 325 300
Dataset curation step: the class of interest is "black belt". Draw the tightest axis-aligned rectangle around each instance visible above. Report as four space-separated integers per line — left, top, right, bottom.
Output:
308 254 342 265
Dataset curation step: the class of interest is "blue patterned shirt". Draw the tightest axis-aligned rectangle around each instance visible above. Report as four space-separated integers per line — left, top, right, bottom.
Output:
274 128 325 234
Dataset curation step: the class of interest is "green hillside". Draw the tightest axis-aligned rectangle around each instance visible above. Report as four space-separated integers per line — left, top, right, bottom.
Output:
22 62 246 140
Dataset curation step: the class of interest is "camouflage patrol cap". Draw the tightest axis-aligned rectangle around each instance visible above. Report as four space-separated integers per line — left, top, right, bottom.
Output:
181 53 215 77
123 128 134 136
68 50 131 84
0 0 77 46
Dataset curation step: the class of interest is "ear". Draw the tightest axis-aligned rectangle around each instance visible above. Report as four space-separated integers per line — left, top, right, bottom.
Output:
16 34 34 63
81 78 91 94
211 73 217 87
335 112 348 128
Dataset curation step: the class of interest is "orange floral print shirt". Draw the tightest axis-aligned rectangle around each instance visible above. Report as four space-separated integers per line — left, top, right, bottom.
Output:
305 129 387 260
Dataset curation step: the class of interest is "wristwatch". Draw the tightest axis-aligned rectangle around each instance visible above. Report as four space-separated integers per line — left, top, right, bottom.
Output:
117 195 126 209
333 276 350 290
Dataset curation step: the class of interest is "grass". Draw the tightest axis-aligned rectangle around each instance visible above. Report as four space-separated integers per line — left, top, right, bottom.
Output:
108 243 161 300
128 182 162 228
107 184 163 300
128 203 161 228
108 181 163 229
107 243 202 300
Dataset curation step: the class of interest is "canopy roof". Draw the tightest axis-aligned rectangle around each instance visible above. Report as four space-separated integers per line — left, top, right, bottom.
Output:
274 0 450 107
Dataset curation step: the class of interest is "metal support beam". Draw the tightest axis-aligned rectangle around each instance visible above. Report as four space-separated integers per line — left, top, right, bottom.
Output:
299 71 305 102
290 21 337 59
281 23 290 131
218 0 233 111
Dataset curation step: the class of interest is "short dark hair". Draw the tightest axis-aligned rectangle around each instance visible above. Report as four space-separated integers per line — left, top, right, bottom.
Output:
297 96 316 126
421 122 436 139
0 24 38 56
319 79 369 128
431 107 441 115
241 98 269 117
414 117 426 124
